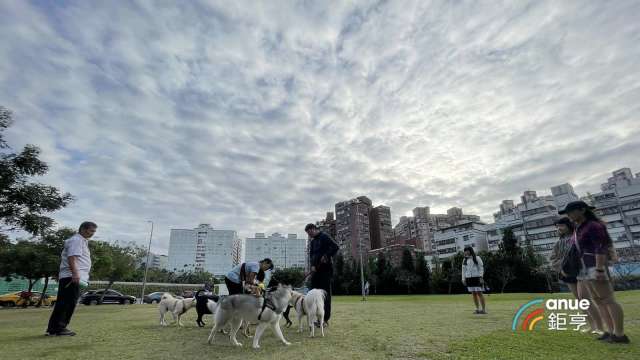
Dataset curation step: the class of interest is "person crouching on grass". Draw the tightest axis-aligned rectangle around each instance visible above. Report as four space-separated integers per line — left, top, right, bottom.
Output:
561 201 630 344
462 246 486 314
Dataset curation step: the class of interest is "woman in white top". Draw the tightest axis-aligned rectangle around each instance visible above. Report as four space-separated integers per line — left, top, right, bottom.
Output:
461 246 486 314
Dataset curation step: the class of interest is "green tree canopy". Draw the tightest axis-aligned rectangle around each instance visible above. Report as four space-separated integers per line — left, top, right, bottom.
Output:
0 106 73 235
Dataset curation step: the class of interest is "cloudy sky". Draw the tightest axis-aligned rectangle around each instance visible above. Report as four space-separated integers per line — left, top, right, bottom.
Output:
1 1 639 254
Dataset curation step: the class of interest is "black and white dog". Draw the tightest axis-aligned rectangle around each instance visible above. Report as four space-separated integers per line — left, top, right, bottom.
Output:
195 290 221 327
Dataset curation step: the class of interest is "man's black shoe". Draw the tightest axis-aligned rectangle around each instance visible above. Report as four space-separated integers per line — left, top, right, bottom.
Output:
597 332 611 341
608 335 630 344
55 329 76 336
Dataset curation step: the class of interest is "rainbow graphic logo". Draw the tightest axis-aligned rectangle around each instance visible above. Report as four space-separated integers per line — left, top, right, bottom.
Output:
512 298 545 331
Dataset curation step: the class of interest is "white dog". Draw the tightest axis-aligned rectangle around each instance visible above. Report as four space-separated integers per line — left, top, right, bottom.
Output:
289 289 326 337
158 293 196 327
207 284 292 349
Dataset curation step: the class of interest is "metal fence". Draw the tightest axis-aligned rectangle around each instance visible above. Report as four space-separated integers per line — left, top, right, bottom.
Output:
86 281 228 299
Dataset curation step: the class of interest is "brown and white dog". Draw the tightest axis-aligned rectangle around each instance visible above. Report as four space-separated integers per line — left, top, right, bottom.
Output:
289 289 326 337
158 293 196 327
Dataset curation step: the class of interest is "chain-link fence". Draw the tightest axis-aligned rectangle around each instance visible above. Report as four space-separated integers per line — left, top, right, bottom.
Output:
86 281 227 300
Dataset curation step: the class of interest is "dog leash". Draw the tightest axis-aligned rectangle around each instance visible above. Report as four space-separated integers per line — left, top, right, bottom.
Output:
257 287 281 320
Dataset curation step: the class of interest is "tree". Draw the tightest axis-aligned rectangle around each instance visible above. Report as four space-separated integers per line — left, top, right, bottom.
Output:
612 262 640 290
173 267 216 285
414 253 431 294
374 252 387 294
333 254 346 295
0 106 73 235
395 249 418 294
501 228 518 255
90 242 137 303
35 228 75 307
439 253 465 294
270 267 305 287
496 264 515 293
340 260 355 295
0 241 50 306
367 257 379 295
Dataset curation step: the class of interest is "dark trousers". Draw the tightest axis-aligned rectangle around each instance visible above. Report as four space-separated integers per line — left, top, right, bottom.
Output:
47 277 80 334
310 264 333 322
225 277 243 295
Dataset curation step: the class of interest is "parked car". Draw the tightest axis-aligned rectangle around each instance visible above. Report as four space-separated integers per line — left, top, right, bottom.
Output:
81 289 136 305
0 291 57 307
143 292 164 304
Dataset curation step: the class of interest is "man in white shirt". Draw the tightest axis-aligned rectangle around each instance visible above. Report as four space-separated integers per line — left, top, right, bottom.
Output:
46 222 97 336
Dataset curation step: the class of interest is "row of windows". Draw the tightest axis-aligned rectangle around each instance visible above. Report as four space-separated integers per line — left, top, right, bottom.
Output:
525 217 557 229
526 230 558 241
436 238 456 246
438 247 457 255
533 243 554 252
596 207 620 216
521 205 557 217
621 200 640 211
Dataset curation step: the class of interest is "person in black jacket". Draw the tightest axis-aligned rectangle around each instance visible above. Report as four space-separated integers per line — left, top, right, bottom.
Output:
305 223 339 326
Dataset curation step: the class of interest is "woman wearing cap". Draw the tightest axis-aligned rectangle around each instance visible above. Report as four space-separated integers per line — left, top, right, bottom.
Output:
550 217 604 335
224 258 274 295
562 201 629 343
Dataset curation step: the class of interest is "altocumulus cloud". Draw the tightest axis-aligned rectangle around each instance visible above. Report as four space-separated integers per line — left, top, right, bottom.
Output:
1 0 639 253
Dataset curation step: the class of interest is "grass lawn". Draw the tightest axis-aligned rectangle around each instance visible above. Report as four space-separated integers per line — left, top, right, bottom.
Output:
1 291 639 359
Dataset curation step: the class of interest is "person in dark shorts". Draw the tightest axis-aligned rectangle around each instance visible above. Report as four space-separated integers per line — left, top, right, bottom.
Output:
550 217 604 335
461 246 486 314
561 201 630 344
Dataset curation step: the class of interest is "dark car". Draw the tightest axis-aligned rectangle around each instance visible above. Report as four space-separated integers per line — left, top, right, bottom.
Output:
143 292 164 304
81 289 136 305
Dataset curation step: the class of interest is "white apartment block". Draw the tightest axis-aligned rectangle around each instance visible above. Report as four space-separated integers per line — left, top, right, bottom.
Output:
486 184 579 259
245 233 307 269
487 200 525 252
150 254 169 270
588 168 640 261
168 224 242 276
433 222 489 260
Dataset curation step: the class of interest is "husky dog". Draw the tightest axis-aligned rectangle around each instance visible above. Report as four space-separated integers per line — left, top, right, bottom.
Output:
158 293 196 327
289 289 326 337
207 284 292 349
195 290 221 327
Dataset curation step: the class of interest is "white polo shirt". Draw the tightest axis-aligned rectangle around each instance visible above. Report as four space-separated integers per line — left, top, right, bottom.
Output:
59 234 92 282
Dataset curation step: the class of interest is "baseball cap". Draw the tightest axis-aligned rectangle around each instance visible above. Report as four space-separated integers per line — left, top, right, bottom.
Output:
558 200 595 215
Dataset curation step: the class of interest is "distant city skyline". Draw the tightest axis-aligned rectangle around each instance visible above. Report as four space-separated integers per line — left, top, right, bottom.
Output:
2 1 639 255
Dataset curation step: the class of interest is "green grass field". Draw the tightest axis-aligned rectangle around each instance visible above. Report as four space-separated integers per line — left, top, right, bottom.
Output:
1 291 639 359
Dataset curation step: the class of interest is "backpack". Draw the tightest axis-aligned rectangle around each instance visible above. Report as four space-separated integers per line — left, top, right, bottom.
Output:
561 244 582 278
561 232 581 278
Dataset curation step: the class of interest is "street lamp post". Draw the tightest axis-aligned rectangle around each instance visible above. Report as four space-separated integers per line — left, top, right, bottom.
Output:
140 221 154 304
359 235 366 301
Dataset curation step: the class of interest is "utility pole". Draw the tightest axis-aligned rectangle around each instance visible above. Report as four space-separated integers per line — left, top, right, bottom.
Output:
359 234 366 301
140 220 154 304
